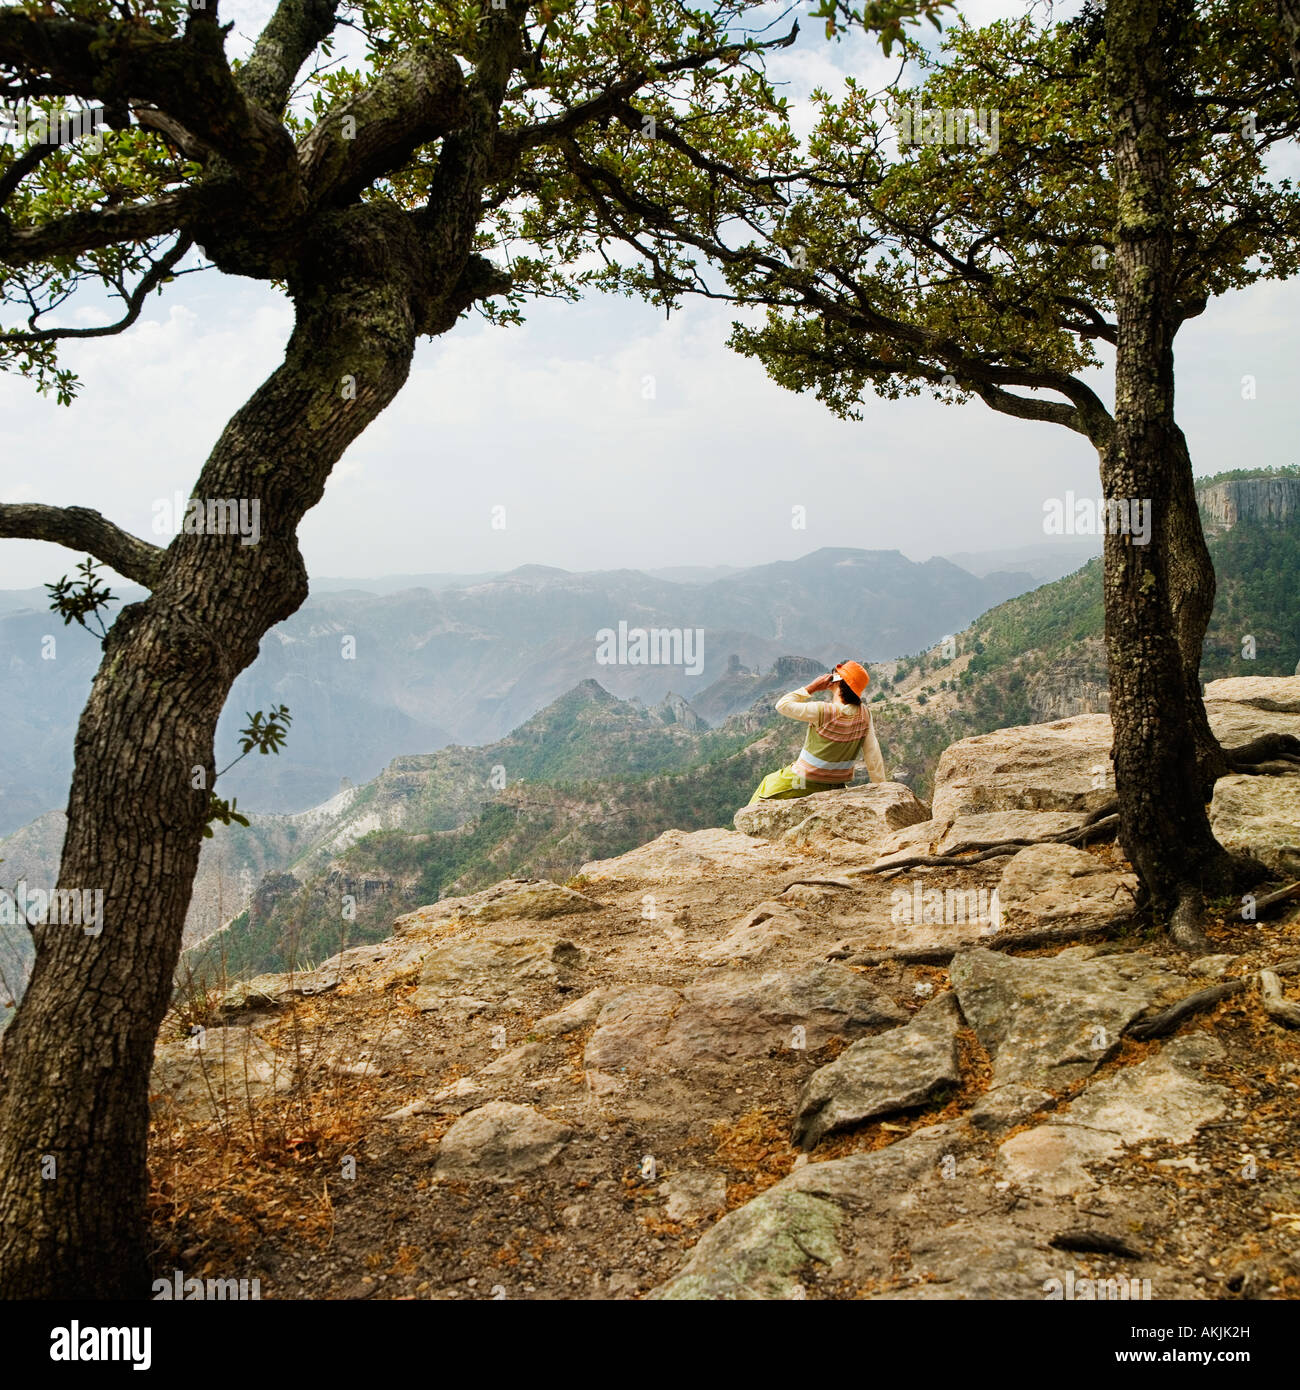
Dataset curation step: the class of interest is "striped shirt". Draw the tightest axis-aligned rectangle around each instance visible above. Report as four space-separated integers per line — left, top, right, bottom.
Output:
775 687 886 785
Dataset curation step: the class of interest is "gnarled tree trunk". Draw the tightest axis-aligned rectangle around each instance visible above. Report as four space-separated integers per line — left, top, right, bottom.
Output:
1103 0 1234 951
0 203 437 1297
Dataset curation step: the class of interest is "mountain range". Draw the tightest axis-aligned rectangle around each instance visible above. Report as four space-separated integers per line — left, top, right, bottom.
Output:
0 545 1038 835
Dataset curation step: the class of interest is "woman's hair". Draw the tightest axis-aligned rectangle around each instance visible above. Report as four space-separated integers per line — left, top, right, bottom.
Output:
835 678 862 706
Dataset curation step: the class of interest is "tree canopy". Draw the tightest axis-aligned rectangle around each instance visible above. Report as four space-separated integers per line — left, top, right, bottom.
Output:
0 0 794 408
558 1 1300 448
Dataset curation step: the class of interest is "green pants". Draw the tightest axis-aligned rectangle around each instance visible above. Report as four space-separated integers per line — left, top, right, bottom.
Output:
747 765 846 805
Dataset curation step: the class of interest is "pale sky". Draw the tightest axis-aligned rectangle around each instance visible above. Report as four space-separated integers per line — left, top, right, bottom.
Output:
2 2 1297 591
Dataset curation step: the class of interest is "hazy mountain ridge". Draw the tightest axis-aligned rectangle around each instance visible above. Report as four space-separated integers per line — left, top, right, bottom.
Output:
0 546 1035 834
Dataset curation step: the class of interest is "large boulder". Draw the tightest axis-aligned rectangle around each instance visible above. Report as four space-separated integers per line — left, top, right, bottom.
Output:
1208 775 1300 878
791 993 963 1149
779 784 931 860
394 878 603 932
931 715 1115 821
950 945 1182 1088
733 792 838 840
930 690 1300 822
1203 675 1300 714
734 781 927 846
579 829 795 884
434 1101 574 1179
583 963 906 1073
411 933 587 1011
997 842 1139 932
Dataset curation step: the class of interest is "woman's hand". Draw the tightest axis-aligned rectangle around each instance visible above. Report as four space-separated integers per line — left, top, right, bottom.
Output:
806 672 836 694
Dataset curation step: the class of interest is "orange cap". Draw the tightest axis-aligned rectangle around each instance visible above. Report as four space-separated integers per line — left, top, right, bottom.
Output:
835 661 870 696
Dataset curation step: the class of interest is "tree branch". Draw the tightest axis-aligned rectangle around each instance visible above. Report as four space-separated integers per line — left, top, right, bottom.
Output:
567 141 1114 443
237 0 340 117
0 504 164 587
493 25 796 175
299 45 469 206
2 235 192 343
0 192 196 267
0 137 56 211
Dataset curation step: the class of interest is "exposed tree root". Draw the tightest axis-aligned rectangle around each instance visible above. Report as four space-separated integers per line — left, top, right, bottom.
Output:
1222 733 1300 773
831 918 1132 968
1256 879 1300 912
1169 884 1213 954
1049 1228 1144 1260
783 814 1124 891
1259 970 1300 1028
1128 956 1300 1039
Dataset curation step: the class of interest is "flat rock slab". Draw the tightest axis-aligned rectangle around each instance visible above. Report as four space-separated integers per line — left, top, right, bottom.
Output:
934 810 1088 857
581 986 683 1071
874 1217 1064 1300
1209 775 1300 879
999 1035 1228 1196
216 952 382 1013
873 820 943 864
930 693 1300 822
580 829 796 884
435 1101 574 1179
412 934 587 1011
478 1041 546 1078
792 993 963 1149
152 1026 289 1112
583 963 906 1073
871 811 1092 869
950 945 1182 1088
697 902 806 964
394 878 602 932
533 987 618 1037
1203 675 1300 713
967 1083 1055 1134
1204 700 1300 748
998 842 1138 932
652 1121 964 1298
781 1120 965 1206
216 973 302 1015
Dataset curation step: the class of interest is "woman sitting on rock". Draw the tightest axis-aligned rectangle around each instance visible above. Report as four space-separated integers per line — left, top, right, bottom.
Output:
747 661 885 803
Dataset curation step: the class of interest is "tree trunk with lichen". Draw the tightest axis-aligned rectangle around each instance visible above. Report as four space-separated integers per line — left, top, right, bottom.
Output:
0 205 441 1297
1102 0 1236 950
1166 425 1230 791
